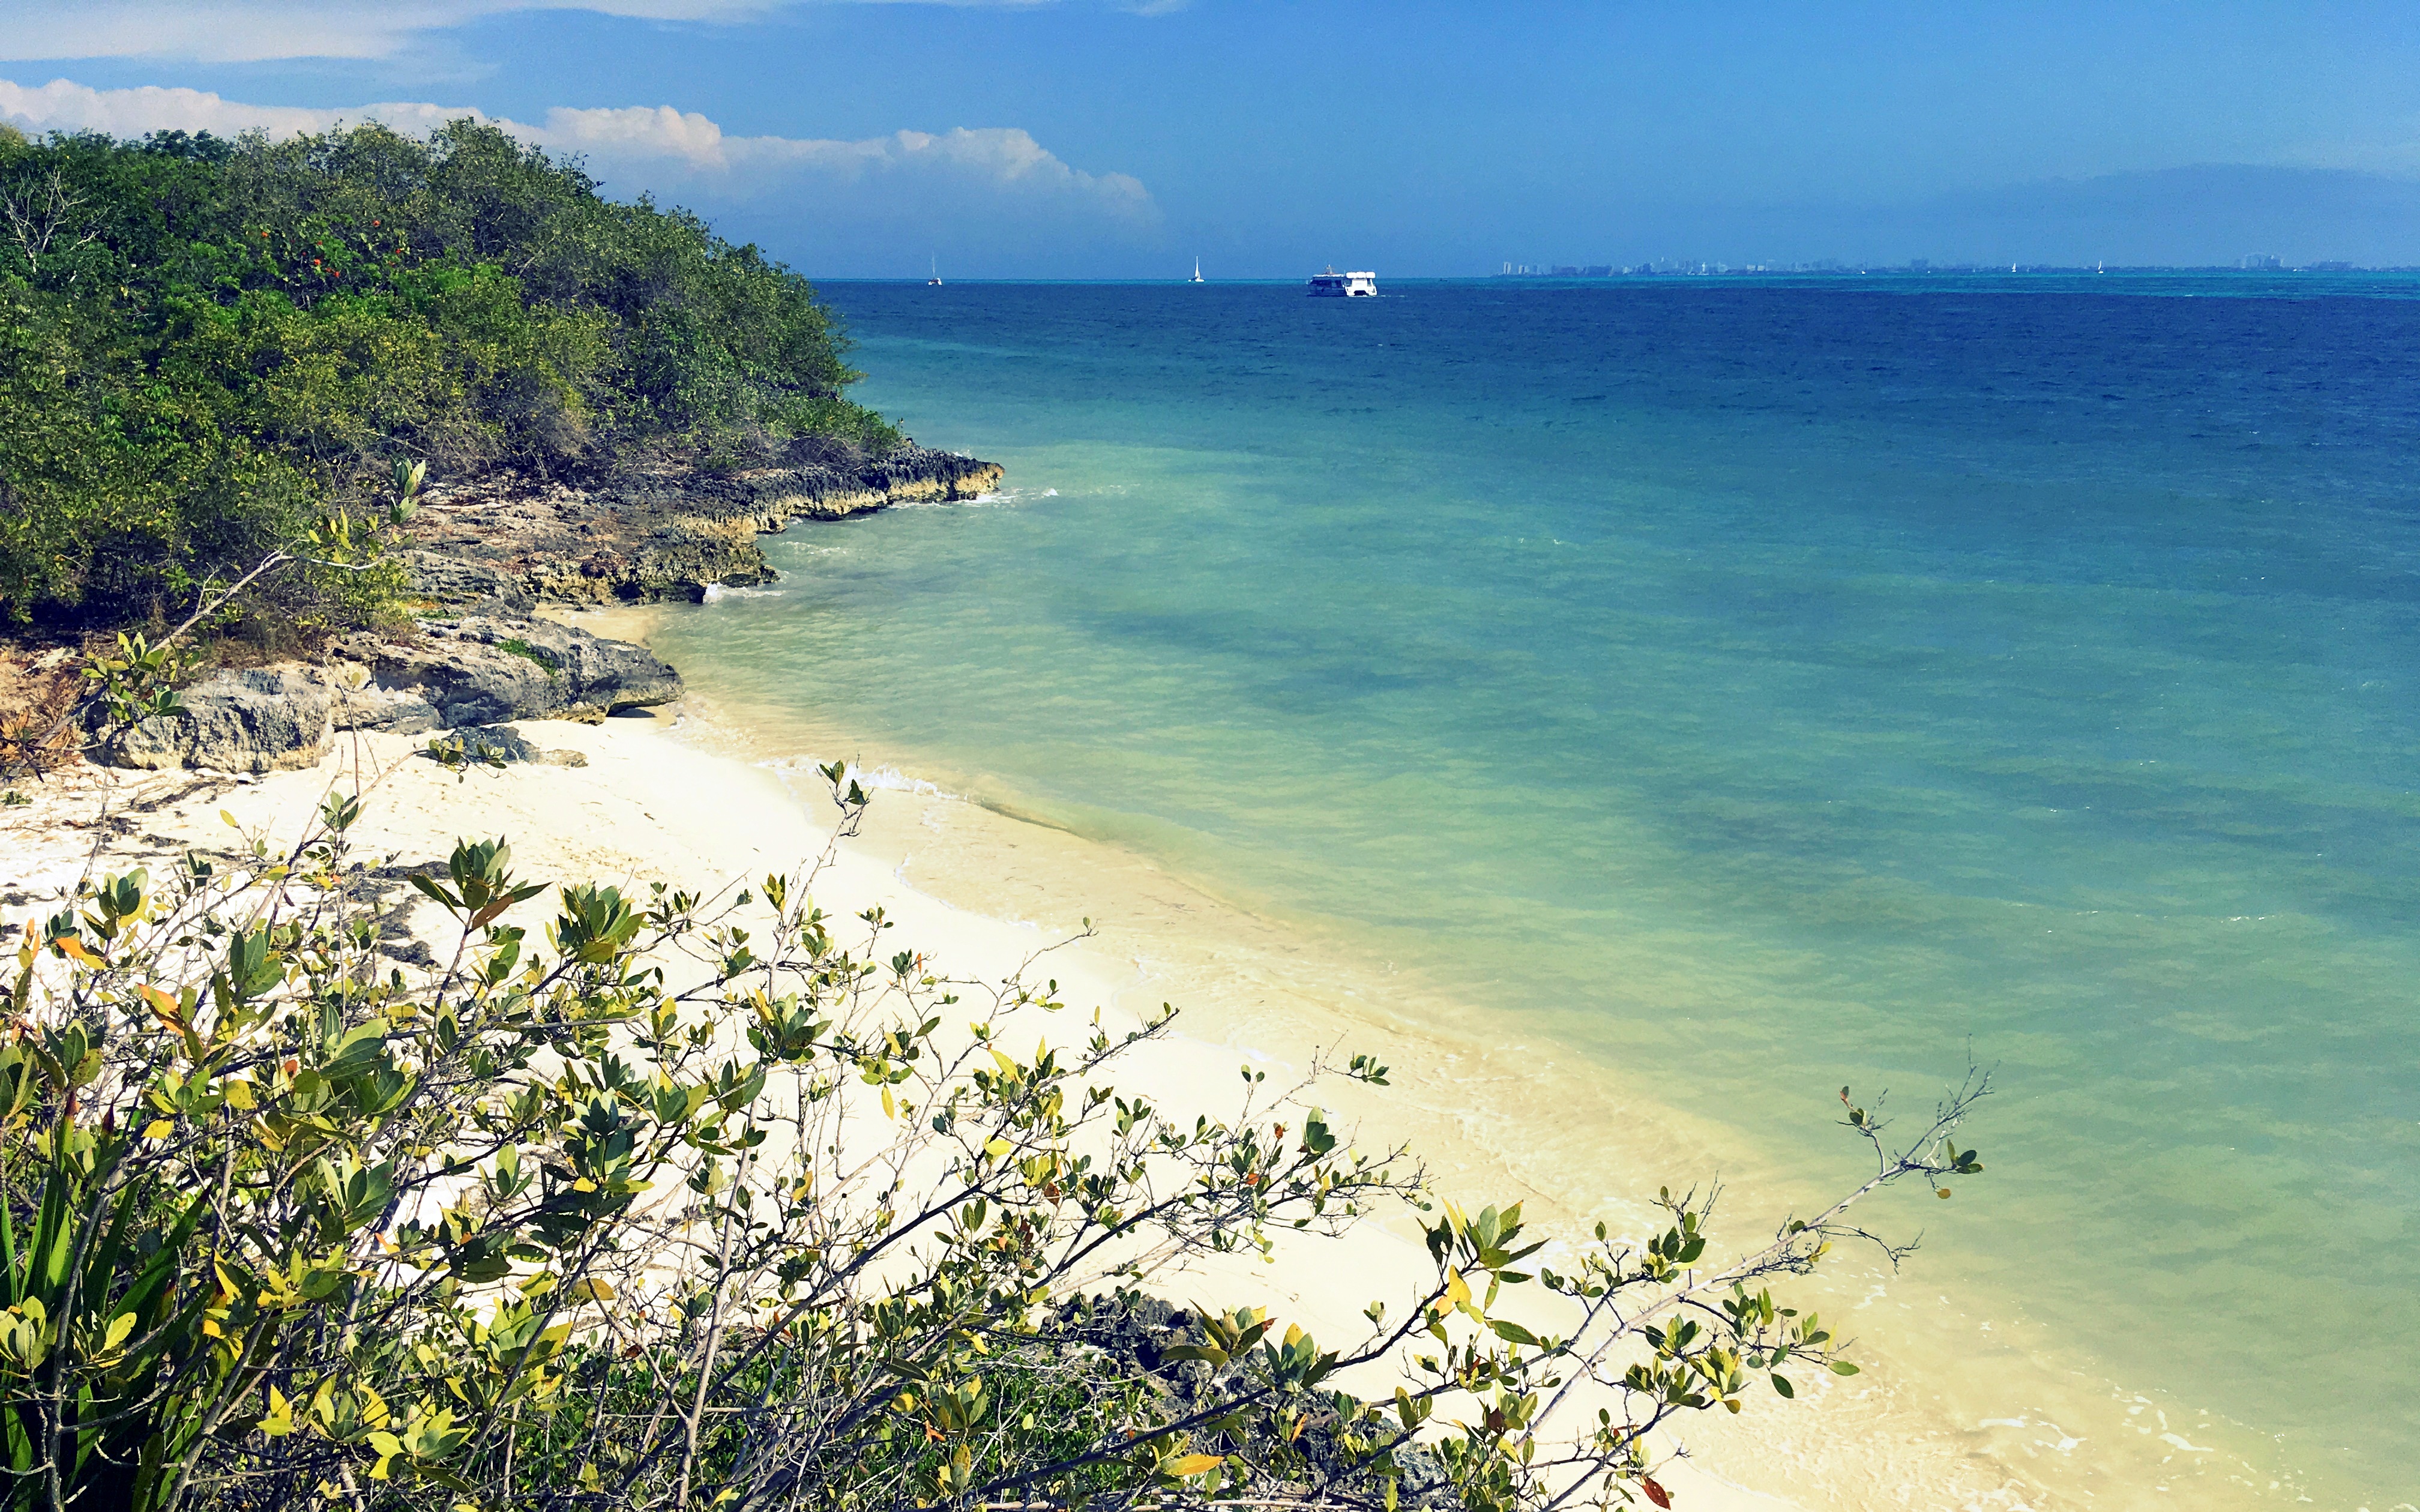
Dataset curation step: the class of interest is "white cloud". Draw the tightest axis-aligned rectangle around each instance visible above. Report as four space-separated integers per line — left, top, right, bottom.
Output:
2 75 1152 210
0 0 1131 64
0 77 473 137
0 76 1161 273
537 106 1154 220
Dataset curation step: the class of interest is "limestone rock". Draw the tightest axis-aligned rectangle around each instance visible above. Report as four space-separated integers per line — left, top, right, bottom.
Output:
327 663 443 735
424 724 588 768
94 619 673 771
400 444 1005 606
367 617 681 727
107 667 333 774
402 549 537 615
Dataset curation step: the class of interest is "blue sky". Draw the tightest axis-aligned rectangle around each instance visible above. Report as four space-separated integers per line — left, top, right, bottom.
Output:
9 1 2420 276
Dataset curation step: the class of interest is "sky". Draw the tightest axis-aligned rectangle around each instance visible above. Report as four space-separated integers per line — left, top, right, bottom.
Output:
8 1 2420 277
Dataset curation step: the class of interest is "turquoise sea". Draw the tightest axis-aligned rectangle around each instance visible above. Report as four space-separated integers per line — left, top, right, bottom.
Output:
639 276 2420 1507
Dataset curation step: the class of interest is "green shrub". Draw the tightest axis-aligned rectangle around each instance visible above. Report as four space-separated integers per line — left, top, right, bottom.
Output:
0 742 1987 1512
0 121 897 633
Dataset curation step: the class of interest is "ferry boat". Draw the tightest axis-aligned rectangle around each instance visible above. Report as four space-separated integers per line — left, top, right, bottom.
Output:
1307 267 1377 297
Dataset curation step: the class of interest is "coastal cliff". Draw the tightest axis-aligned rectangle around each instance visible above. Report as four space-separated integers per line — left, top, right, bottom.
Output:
402 443 1005 611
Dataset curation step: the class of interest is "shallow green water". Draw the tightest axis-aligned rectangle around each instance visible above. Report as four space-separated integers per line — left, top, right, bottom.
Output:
641 278 2420 1504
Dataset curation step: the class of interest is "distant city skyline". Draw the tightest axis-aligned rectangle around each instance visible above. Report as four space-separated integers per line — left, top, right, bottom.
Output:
1488 254 2386 278
9 3 2420 277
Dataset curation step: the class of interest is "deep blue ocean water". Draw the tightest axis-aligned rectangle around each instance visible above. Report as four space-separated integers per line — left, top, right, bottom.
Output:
640 276 2420 1505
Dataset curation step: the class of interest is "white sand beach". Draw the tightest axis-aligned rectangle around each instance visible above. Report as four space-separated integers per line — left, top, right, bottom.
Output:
1 708 2029 1512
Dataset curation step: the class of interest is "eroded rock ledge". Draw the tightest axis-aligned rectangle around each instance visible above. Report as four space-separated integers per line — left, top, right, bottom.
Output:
103 618 682 774
86 441 1002 772
86 442 1002 772
403 443 1005 611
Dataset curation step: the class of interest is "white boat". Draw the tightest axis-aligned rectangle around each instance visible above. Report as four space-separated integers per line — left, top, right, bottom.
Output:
1307 267 1377 297
927 256 943 286
1190 257 1205 284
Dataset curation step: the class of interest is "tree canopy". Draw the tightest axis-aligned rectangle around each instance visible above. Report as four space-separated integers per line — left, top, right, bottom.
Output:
0 121 900 632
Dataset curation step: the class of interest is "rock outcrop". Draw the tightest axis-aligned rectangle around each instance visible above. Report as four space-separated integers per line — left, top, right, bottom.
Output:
397 550 537 617
101 618 681 772
92 438 998 773
426 724 589 768
360 617 681 728
405 442 1004 609
106 667 337 774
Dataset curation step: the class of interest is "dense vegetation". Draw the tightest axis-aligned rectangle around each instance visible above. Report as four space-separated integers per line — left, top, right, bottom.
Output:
0 120 901 636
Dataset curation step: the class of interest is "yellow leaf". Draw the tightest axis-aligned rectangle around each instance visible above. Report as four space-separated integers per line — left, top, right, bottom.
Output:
880 1085 894 1119
222 1079 256 1110
984 1138 1012 1159
142 1120 173 1140
261 1385 294 1437
137 983 182 1026
1446 1269 1472 1308
1164 1454 1226 1477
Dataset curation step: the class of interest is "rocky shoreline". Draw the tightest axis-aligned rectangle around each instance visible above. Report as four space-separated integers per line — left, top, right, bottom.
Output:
400 443 1003 612
74 442 1004 774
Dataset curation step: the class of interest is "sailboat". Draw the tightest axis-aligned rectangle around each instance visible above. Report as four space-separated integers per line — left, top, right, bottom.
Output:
927 256 943 287
1190 257 1204 284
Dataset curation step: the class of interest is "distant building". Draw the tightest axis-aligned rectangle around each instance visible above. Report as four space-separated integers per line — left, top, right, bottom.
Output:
2241 253 2284 271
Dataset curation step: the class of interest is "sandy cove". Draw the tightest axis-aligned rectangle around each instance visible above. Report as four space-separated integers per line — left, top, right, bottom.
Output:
1 710 1917 1512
